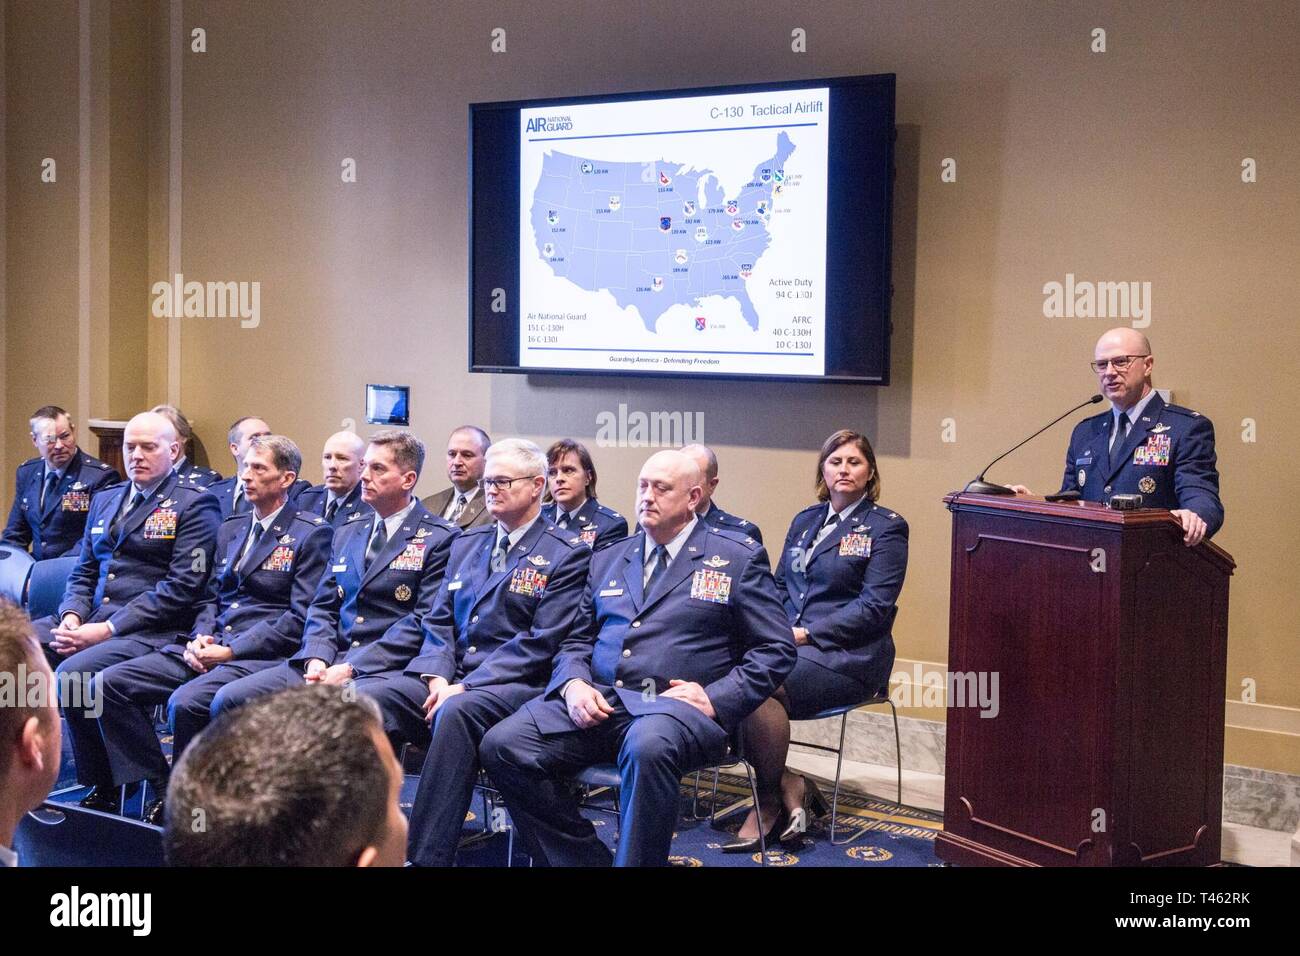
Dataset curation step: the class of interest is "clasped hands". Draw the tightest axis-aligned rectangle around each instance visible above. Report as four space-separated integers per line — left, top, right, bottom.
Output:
563 678 714 729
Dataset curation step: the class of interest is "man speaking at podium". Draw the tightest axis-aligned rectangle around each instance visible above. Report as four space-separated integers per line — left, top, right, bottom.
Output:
1014 328 1223 546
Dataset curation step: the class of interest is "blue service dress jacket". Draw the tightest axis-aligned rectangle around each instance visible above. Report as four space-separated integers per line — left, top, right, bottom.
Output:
406 519 592 699
1058 392 1223 537
774 499 909 694
166 505 334 660
57 472 221 641
541 497 628 550
2 448 121 560
533 520 796 743
292 503 458 676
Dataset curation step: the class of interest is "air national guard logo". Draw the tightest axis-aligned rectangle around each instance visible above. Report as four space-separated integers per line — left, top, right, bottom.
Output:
691 569 732 604
652 276 664 292
674 249 688 265
1138 475 1156 495
658 171 671 186
509 567 548 597
682 200 696 216
659 216 672 232
542 242 556 258
580 161 593 174
547 210 558 224
394 584 413 602
839 533 872 558
740 263 753 278
695 316 707 331
726 200 739 216
142 509 178 540
608 195 621 211
760 168 772 183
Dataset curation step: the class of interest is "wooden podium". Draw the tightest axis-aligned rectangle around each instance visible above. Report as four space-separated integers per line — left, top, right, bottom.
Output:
936 493 1234 867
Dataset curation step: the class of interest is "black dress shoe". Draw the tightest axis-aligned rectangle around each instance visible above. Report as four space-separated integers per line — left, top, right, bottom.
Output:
720 808 788 854
143 797 166 826
779 776 832 844
78 786 122 814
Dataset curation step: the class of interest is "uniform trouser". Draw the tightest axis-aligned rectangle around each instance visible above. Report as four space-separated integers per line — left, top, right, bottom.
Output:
209 660 307 715
97 651 281 786
407 688 517 867
37 635 161 789
479 699 722 867
351 671 430 752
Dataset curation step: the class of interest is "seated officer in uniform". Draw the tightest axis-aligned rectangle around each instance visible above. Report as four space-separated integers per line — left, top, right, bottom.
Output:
2 405 120 563
294 430 371 527
726 429 908 851
422 426 494 529
480 450 795 867
31 411 220 814
403 439 591 866
151 404 222 487
209 416 310 517
1011 328 1223 546
210 430 457 728
540 438 628 549
681 443 764 544
91 435 333 823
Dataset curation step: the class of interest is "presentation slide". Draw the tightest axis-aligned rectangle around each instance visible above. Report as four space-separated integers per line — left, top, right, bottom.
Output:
518 88 830 377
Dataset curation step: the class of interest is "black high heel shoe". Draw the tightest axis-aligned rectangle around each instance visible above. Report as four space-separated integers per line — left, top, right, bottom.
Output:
779 776 831 844
720 806 788 854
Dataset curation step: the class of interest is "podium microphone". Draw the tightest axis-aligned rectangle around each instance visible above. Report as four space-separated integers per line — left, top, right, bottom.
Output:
964 394 1105 495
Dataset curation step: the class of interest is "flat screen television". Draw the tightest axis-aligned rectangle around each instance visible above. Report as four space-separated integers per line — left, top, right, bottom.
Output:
469 72 895 385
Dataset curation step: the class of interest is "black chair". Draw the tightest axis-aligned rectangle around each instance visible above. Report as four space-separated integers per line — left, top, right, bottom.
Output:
0 545 33 605
15 801 165 866
27 555 78 619
398 741 520 866
789 693 902 845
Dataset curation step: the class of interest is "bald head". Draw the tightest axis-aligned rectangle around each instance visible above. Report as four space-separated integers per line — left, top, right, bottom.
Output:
636 450 703 543
321 431 367 495
680 443 720 512
1093 328 1154 410
123 412 180 487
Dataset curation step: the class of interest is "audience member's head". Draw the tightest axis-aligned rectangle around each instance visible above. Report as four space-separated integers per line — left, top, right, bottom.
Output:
151 404 194 464
123 411 181 489
28 405 78 472
0 601 62 855
320 430 367 495
226 416 272 470
164 685 407 867
445 425 491 493
680 443 720 512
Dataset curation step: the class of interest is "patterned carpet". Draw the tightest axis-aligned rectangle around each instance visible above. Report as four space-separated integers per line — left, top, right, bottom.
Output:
50 722 942 866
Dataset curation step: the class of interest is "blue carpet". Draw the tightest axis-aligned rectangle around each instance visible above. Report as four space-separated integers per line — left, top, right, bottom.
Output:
50 716 941 866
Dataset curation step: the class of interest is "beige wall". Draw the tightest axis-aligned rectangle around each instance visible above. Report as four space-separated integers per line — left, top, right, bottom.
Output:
5 0 1299 772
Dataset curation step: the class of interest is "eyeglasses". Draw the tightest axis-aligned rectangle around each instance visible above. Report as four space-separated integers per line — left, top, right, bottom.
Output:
1089 355 1149 374
34 431 75 447
479 475 536 491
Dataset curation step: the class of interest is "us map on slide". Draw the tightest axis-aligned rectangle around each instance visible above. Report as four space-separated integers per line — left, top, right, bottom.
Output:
518 88 830 377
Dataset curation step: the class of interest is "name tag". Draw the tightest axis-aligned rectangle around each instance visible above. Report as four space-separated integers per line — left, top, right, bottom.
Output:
142 509 178 540
690 569 732 604
448 580 464 591
599 587 624 597
92 525 104 535
509 567 548 597
389 541 426 572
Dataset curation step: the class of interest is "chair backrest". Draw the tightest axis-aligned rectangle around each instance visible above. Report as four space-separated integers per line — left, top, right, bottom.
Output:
27 555 78 619
14 802 165 867
0 545 34 605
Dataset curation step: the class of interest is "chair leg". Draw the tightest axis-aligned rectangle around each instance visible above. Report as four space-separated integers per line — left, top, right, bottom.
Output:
889 699 902 806
828 712 853 846
740 758 766 867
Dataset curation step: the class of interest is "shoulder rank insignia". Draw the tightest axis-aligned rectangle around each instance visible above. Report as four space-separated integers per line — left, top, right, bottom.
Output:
1150 423 1172 434
703 555 730 568
528 554 551 567
99 462 109 469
